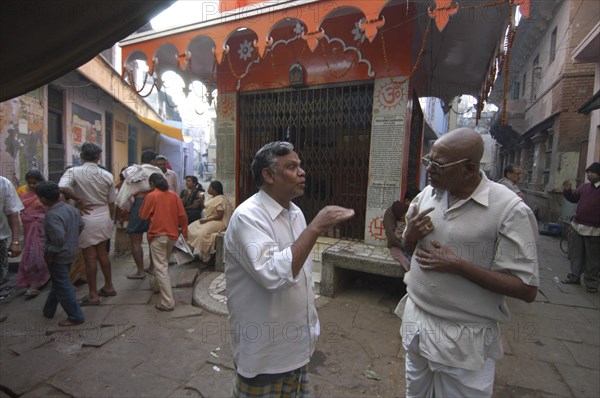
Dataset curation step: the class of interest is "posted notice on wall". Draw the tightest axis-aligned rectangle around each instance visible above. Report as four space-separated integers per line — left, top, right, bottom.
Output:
370 115 404 184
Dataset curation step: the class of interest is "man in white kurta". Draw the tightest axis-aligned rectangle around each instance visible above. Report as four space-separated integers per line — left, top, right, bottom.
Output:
399 128 539 398
225 141 353 396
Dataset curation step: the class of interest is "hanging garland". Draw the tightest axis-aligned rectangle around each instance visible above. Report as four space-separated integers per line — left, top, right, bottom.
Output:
226 44 259 81
381 18 432 86
321 36 362 79
501 1 516 126
125 68 156 98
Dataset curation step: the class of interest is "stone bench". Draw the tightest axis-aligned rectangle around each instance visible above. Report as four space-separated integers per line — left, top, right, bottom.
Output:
320 241 406 297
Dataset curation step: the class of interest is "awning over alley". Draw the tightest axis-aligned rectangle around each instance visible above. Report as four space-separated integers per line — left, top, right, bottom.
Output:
136 114 184 141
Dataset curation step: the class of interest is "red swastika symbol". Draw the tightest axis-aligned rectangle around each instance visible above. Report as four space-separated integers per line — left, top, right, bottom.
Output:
369 216 386 241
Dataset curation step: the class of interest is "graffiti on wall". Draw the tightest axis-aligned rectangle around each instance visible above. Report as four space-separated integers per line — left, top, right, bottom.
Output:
0 89 44 182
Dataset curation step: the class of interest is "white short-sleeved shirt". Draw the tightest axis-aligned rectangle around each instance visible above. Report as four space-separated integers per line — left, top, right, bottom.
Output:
58 163 115 206
0 176 24 240
163 169 179 194
225 189 319 378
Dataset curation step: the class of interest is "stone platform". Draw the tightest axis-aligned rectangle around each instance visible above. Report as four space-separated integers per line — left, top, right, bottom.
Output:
320 241 405 297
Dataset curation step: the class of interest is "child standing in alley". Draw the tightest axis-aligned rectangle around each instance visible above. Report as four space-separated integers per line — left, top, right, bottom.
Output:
35 181 85 326
139 173 188 311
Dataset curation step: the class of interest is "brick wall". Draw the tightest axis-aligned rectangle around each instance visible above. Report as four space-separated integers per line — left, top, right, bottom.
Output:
552 72 594 153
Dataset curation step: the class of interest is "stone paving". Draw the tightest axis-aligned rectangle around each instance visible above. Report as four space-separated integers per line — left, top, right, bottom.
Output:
0 233 598 397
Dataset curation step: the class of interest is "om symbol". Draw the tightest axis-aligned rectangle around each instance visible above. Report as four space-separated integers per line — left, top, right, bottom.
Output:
376 82 404 110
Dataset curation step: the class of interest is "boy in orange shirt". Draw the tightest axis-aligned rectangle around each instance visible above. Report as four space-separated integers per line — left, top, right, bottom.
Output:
139 173 188 311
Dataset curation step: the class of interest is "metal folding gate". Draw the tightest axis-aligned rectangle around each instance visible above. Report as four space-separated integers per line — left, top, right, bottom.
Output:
239 82 374 240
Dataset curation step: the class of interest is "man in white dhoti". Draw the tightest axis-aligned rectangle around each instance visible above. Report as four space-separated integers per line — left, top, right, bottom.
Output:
59 142 116 305
399 128 539 397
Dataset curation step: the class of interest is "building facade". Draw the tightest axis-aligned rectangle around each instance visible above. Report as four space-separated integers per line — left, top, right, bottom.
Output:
490 0 598 222
573 21 600 166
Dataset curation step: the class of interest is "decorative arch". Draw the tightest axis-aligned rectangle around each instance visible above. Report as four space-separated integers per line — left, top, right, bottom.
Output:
186 35 218 87
123 50 149 71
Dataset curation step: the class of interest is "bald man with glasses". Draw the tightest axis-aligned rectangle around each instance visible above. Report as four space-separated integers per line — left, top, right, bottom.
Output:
397 128 539 397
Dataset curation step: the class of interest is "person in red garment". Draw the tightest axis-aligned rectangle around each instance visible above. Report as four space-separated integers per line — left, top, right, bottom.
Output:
16 170 50 298
139 173 188 311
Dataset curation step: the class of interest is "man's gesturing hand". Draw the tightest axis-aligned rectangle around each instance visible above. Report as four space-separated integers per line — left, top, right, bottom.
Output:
310 206 355 234
291 206 355 278
404 206 435 243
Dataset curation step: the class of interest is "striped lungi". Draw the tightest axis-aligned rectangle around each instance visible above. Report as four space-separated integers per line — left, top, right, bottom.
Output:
79 205 113 249
232 365 310 398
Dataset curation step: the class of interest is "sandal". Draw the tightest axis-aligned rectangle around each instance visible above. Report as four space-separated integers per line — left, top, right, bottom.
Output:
73 278 88 287
58 319 85 327
79 296 100 306
586 287 598 293
24 288 41 297
561 278 580 285
155 304 174 312
126 273 146 280
98 288 117 297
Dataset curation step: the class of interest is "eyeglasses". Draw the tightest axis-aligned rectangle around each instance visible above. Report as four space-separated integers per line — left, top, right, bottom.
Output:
422 156 469 169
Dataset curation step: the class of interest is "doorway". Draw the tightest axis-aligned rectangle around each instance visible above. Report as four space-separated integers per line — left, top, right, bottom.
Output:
239 82 373 240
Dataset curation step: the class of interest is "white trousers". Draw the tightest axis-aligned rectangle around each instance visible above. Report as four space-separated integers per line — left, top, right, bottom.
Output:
404 332 496 398
149 235 176 309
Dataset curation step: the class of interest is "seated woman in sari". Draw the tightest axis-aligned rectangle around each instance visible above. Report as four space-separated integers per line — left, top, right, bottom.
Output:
16 170 49 297
187 180 232 262
180 175 205 224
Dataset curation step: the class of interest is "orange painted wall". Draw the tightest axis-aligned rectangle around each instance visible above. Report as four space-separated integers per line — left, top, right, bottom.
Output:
217 3 415 93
